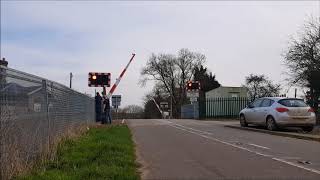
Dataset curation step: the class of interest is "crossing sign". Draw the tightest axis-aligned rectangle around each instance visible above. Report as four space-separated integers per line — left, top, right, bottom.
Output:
187 91 199 98
160 102 169 109
112 95 121 108
190 97 198 102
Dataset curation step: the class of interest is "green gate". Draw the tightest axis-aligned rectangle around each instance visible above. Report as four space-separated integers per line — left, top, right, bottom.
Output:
206 97 249 118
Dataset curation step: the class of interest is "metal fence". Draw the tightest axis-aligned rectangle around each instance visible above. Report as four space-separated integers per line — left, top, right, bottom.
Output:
206 97 249 118
0 66 95 179
181 103 199 119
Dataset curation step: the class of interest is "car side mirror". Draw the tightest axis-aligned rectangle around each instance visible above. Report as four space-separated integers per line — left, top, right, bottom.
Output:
248 104 254 108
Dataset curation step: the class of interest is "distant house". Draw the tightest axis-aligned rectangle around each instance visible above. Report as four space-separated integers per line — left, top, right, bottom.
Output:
206 86 248 98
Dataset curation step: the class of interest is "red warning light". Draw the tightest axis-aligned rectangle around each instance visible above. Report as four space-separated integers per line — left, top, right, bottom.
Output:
186 81 200 91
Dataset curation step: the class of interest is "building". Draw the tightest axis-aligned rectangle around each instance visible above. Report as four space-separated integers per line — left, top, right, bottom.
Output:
206 86 248 98
205 86 249 118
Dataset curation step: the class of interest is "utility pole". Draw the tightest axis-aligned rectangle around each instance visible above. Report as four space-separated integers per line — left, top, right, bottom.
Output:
69 72 73 88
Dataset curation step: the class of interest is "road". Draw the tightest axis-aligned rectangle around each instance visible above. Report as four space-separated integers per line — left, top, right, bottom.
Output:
127 119 320 180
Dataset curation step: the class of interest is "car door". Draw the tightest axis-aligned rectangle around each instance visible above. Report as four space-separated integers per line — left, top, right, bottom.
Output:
245 99 263 123
255 99 273 125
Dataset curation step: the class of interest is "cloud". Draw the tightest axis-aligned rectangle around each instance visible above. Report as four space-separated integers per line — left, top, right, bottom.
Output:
1 1 319 105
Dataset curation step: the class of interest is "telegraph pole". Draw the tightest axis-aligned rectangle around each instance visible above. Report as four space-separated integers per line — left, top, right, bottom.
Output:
69 72 73 88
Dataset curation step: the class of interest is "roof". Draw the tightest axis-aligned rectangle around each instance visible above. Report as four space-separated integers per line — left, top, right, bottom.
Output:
262 97 283 101
206 86 248 93
260 97 304 101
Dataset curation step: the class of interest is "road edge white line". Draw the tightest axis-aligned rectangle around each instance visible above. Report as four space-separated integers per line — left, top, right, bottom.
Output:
248 143 271 150
159 119 320 176
272 157 320 174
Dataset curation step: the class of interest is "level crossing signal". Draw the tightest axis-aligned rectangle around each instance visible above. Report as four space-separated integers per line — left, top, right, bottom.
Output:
186 81 200 91
88 72 111 87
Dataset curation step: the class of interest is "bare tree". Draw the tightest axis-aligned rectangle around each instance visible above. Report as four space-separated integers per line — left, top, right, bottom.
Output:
176 49 206 104
122 105 144 114
140 53 176 97
283 17 320 112
142 89 165 119
140 49 205 117
244 74 281 101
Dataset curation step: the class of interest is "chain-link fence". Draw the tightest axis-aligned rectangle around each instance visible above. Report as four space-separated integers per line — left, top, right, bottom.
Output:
0 66 95 179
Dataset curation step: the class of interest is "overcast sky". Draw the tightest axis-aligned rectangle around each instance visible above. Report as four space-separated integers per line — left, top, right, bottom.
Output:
1 1 319 106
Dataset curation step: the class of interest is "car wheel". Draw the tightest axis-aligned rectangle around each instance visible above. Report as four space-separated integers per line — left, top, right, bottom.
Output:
240 115 248 127
302 126 313 132
266 116 277 131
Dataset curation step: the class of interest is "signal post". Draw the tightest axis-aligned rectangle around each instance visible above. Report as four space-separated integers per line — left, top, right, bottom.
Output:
186 81 200 119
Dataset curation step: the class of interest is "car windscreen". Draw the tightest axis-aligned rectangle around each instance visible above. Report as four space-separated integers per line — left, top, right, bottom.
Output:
278 99 308 107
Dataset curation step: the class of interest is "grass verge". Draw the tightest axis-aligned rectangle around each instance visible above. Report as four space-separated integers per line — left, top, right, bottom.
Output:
15 125 140 180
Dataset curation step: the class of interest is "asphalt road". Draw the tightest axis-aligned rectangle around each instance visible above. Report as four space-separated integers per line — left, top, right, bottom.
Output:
127 119 320 180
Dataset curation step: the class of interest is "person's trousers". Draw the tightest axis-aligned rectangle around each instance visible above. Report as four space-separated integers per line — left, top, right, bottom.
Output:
96 111 102 122
103 110 112 124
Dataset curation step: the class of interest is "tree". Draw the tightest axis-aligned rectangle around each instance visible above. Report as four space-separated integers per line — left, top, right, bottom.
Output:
244 74 281 101
193 65 220 119
283 17 320 112
140 49 205 118
122 105 144 114
142 90 164 119
116 105 144 119
176 49 206 105
193 65 220 92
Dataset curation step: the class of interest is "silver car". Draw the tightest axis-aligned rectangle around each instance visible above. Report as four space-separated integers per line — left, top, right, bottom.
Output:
239 97 316 132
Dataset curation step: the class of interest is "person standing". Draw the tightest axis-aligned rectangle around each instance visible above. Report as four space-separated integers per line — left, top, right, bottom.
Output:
95 92 102 123
103 97 112 124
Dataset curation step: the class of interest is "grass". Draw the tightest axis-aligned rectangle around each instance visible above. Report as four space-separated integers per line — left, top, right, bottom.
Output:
15 125 140 180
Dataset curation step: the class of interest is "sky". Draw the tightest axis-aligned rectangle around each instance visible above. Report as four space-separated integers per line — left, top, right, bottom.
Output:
1 1 320 107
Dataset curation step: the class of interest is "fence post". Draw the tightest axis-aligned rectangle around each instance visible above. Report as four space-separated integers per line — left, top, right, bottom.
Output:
42 80 50 153
0 66 6 179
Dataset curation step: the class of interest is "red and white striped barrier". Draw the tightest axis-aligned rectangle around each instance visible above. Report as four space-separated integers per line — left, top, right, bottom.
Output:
106 53 136 98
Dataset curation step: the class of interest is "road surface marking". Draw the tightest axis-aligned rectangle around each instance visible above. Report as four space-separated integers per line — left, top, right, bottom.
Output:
158 119 320 175
272 158 320 174
248 143 271 150
172 123 213 135
255 152 272 157
121 119 125 124
157 119 213 135
282 157 301 160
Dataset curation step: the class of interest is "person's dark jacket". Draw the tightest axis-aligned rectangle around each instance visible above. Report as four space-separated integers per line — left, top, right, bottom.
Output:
95 95 102 113
104 98 111 111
